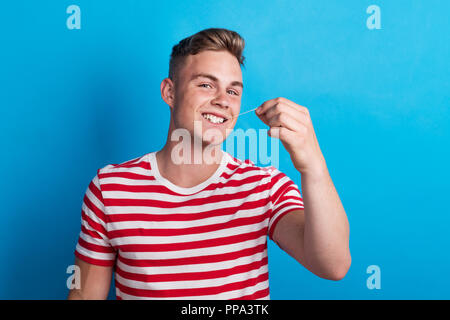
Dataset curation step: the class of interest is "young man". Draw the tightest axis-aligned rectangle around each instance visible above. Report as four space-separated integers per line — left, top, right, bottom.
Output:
68 28 351 300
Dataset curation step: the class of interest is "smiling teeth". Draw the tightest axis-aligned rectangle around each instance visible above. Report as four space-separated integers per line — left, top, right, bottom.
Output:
202 113 225 124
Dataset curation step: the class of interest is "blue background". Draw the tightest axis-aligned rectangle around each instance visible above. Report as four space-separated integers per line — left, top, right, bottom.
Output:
0 0 449 299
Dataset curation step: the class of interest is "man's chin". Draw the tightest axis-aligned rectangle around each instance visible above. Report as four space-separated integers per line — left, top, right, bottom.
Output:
199 128 229 146
201 135 225 147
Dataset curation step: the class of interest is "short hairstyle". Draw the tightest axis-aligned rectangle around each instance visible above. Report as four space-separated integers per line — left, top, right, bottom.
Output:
168 28 246 84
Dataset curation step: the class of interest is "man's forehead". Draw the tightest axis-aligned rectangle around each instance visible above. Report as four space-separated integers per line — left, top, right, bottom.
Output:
185 52 242 74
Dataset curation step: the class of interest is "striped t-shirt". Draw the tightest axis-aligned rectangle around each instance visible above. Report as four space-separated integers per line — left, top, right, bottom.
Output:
74 150 304 300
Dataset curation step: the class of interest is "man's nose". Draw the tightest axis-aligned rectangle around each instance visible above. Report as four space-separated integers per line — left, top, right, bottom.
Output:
211 91 230 108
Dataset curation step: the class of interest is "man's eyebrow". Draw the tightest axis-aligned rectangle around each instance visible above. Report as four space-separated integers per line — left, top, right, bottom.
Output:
190 73 243 89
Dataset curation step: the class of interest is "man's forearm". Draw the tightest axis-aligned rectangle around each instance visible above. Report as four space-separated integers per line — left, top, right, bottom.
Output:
68 289 84 300
301 165 351 280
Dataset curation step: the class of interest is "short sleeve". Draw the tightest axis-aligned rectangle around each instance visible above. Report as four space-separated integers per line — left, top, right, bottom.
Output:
74 170 117 267
266 166 304 241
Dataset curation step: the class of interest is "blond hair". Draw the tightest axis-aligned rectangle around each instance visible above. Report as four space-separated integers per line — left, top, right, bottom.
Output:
169 28 246 84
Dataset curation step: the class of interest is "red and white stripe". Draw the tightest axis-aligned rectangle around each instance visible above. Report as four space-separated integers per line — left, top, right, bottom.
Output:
75 151 304 300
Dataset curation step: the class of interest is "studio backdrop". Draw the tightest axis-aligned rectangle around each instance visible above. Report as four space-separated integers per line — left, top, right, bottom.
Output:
0 0 449 299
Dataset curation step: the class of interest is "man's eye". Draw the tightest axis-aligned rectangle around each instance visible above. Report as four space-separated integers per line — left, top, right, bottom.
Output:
199 84 239 96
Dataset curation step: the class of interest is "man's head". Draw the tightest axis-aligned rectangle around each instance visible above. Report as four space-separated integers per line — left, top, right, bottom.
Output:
161 28 245 146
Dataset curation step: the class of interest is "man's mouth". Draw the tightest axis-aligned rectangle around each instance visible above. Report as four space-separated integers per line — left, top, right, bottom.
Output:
201 113 229 124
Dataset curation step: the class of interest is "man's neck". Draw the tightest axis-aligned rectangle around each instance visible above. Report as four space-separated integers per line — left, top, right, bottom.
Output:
156 141 223 189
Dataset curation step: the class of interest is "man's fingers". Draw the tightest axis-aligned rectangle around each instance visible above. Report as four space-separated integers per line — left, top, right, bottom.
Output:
267 112 306 133
262 103 310 126
256 97 309 116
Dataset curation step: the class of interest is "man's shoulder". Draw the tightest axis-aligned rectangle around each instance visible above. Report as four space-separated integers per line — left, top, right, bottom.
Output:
97 152 152 176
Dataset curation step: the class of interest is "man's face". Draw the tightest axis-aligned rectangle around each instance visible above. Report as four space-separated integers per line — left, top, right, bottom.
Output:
170 50 243 145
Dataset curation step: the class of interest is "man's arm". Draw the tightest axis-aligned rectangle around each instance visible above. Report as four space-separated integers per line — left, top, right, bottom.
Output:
256 97 351 280
272 167 351 280
67 257 113 300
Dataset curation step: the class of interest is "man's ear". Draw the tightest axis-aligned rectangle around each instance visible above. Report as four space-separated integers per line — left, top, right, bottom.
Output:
161 78 176 110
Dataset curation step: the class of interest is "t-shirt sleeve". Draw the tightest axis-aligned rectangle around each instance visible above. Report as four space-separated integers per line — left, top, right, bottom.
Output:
74 170 117 267
266 166 304 241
